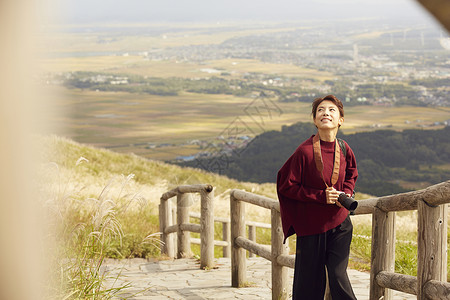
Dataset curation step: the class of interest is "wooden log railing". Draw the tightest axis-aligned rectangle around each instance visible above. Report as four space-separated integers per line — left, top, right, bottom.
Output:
159 184 270 267
189 212 231 258
189 212 271 258
159 184 214 269
230 189 290 299
365 180 450 300
159 180 271 268
230 180 450 300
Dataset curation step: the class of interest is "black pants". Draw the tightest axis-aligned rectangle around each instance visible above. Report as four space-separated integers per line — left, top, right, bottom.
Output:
292 216 356 300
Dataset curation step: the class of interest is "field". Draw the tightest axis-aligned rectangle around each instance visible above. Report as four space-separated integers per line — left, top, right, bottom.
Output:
43 85 450 161
40 55 333 80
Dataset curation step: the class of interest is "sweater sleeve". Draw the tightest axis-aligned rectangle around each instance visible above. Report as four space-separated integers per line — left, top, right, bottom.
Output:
276 148 327 204
342 143 358 196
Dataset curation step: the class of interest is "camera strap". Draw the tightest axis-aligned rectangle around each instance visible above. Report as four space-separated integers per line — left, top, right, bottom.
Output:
313 133 340 188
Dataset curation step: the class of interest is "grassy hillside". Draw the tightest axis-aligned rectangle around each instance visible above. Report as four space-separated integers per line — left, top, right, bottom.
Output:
39 135 278 224
39 135 280 297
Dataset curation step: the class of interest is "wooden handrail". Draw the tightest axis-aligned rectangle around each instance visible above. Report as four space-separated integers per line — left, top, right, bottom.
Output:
352 180 450 215
229 180 450 300
231 189 279 210
159 181 450 299
160 184 213 200
376 271 417 295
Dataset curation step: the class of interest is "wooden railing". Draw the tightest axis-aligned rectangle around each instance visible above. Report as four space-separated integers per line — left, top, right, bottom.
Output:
159 183 272 262
230 189 291 299
189 212 271 258
230 180 450 300
160 180 450 300
360 180 450 300
189 212 231 258
159 184 214 269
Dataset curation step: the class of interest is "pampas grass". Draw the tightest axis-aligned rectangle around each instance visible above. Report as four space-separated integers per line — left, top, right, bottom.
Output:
39 154 161 299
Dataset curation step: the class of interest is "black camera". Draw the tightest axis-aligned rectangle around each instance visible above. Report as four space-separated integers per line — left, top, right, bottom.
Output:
338 193 358 211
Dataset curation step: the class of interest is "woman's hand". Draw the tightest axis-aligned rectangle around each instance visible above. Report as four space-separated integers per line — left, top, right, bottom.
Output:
326 187 344 208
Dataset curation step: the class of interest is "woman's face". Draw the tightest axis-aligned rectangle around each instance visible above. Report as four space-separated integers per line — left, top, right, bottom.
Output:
313 100 344 130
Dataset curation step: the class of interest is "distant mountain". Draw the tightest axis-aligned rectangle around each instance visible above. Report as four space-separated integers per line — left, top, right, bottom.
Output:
178 122 450 196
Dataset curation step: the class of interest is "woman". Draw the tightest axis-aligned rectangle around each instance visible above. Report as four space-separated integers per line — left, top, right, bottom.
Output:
276 95 358 300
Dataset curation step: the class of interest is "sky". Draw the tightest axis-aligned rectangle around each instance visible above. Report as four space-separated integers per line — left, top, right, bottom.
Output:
53 0 441 26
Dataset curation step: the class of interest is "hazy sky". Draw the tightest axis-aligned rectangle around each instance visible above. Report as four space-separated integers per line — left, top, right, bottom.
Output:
55 0 439 26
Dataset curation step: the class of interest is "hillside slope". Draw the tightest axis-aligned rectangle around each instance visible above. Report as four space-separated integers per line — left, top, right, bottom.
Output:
38 135 277 219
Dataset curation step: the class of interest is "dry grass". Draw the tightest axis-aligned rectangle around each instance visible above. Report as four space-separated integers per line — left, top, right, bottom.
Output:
38 158 153 298
38 135 275 220
38 135 273 296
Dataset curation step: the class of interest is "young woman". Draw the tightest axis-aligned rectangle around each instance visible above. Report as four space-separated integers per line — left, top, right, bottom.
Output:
276 95 358 300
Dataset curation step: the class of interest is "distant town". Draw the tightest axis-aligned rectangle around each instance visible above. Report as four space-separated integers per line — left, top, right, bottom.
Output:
45 19 449 108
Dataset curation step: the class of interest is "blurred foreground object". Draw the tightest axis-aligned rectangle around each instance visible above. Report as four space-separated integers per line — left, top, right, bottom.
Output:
416 0 450 32
0 1 45 300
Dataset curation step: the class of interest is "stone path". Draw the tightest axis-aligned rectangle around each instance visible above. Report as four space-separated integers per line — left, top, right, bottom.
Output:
103 257 416 299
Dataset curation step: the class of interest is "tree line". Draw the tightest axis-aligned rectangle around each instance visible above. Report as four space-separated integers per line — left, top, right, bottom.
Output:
178 122 450 196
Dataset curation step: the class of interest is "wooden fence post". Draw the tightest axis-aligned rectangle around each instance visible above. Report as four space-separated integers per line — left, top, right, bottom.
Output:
177 193 192 258
200 186 214 269
417 201 447 299
231 191 246 287
370 209 395 300
158 202 164 254
159 198 175 258
271 208 289 300
223 221 231 258
248 225 256 258
172 206 177 258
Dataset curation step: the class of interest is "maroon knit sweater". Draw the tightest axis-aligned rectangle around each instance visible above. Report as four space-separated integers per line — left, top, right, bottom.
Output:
277 135 358 239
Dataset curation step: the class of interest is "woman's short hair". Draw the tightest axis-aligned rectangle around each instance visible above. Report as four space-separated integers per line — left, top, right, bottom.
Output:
312 95 344 119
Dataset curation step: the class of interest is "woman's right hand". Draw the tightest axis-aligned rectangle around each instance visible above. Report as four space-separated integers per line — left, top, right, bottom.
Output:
326 187 343 208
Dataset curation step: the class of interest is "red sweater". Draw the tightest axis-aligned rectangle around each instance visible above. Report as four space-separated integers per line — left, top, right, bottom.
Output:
277 135 358 239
